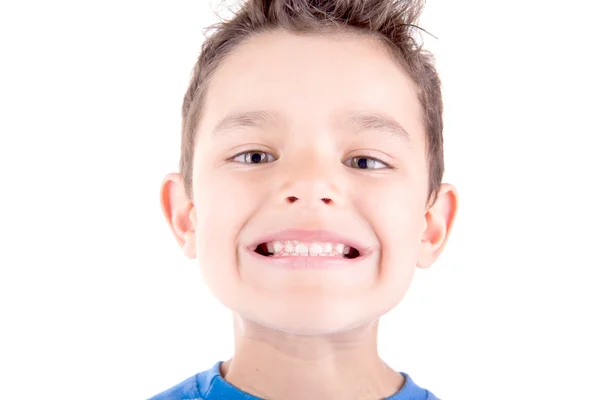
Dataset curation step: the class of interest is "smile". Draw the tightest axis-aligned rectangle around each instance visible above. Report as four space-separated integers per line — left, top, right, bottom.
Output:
254 240 361 259
246 229 372 269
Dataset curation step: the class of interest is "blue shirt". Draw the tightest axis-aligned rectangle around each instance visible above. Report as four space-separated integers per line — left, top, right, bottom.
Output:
149 361 439 400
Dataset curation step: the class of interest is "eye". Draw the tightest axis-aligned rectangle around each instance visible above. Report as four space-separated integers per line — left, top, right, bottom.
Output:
343 156 389 170
231 151 276 164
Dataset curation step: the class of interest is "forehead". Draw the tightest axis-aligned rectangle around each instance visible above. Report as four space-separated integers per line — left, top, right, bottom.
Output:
200 30 425 148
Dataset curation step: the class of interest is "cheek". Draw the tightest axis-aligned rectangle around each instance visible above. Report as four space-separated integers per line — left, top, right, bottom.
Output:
191 169 262 306
372 197 421 261
356 181 423 293
192 168 268 271
194 170 250 246
355 177 422 243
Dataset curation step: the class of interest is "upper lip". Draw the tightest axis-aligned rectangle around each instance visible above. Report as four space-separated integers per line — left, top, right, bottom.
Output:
248 229 372 254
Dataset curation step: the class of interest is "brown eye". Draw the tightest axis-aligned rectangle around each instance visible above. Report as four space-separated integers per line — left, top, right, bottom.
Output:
232 151 276 164
344 156 388 169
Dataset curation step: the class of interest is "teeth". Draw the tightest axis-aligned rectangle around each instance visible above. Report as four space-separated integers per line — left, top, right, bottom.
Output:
262 240 357 257
296 243 309 255
309 243 323 256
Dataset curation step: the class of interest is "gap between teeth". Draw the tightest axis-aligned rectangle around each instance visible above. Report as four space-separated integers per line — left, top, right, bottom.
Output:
265 241 350 256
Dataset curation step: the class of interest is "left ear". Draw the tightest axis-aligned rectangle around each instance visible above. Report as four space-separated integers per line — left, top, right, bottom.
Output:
417 183 459 269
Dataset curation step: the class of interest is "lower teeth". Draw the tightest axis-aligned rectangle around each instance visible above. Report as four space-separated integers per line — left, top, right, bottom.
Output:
280 252 339 257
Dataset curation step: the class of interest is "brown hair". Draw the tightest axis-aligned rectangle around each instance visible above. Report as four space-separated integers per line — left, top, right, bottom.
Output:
179 0 444 207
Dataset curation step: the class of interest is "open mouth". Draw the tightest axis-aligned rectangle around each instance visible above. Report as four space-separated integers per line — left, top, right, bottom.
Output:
254 240 361 259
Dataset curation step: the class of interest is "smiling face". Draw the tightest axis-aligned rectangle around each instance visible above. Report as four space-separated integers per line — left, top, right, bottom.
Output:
187 30 431 335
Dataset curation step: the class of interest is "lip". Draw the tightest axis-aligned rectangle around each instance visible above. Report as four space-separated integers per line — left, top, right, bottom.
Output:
246 228 373 256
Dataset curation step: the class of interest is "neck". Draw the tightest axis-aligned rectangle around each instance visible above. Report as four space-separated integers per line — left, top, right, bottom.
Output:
220 314 404 400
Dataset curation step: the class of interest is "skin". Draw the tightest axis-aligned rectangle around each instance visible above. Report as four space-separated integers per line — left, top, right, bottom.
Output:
161 30 458 400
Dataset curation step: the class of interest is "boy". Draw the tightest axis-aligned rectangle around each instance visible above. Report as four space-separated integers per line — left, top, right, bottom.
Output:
155 0 458 398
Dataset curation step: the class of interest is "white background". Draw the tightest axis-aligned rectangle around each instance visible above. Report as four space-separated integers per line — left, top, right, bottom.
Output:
1 0 599 399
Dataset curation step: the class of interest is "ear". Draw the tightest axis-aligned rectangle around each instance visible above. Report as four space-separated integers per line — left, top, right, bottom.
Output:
417 183 459 269
159 173 197 259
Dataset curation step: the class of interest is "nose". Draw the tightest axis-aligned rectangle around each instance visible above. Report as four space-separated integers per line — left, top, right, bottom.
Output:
277 155 344 208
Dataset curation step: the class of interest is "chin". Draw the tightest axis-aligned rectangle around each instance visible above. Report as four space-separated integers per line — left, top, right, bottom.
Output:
235 297 382 336
251 317 364 336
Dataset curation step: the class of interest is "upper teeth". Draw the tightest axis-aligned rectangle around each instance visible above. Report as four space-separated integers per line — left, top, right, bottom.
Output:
265 240 351 256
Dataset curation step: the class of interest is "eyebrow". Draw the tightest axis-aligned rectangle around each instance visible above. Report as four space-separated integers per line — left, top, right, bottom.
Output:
342 111 410 144
212 109 410 143
212 110 277 136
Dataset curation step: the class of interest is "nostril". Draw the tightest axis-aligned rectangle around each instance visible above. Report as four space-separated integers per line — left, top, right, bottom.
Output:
285 196 333 204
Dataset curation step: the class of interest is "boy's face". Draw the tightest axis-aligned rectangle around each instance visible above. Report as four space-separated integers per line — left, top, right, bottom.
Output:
163 31 456 335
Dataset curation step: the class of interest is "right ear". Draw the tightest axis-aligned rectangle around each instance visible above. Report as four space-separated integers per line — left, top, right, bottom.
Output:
159 173 197 259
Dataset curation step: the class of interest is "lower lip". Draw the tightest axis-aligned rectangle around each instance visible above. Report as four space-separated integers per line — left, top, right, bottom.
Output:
246 248 366 269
